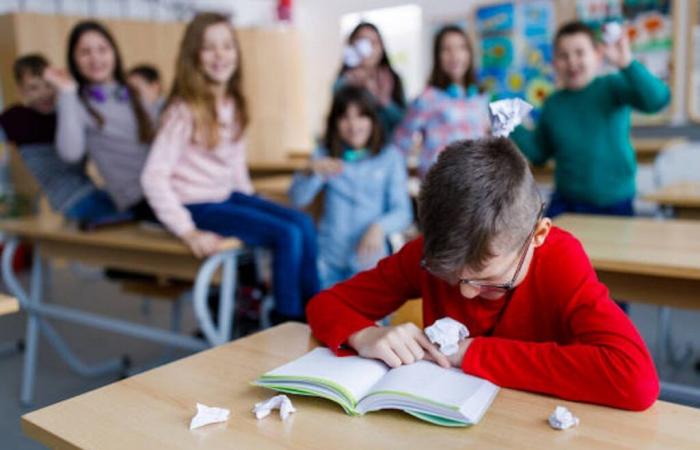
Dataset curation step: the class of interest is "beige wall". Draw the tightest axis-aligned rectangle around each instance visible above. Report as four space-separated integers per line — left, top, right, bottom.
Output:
0 12 311 200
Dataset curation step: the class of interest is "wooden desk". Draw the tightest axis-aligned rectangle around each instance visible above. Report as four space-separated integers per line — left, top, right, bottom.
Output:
555 214 700 310
253 175 292 205
0 293 19 316
21 323 700 450
0 218 246 405
248 159 307 177
632 137 687 164
643 182 700 219
528 137 686 185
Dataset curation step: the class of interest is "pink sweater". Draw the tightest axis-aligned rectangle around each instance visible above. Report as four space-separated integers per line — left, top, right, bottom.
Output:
141 101 253 237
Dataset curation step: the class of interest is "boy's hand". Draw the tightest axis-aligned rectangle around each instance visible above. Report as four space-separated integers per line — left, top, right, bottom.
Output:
445 338 474 368
43 67 77 92
310 157 344 176
183 229 223 258
357 223 384 264
347 323 451 369
603 34 633 69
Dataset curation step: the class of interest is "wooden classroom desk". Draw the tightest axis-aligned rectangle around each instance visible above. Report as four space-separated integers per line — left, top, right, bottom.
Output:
554 214 700 310
643 182 700 220
252 175 292 205
248 159 307 177
21 322 700 450
529 137 685 185
0 218 245 406
0 293 19 316
632 137 687 164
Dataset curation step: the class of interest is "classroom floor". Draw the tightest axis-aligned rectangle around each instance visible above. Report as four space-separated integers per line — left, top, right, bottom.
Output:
1 264 699 450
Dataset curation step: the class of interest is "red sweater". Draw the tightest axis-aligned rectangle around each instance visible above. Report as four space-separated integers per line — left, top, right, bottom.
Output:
307 227 659 411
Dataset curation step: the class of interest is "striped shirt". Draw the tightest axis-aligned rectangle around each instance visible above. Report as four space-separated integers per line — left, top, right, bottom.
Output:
392 86 491 178
55 83 157 210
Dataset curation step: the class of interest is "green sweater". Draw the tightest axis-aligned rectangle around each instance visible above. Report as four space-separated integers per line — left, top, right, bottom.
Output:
511 61 670 207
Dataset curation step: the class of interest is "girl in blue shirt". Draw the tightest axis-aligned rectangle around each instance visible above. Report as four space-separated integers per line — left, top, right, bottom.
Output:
289 86 412 288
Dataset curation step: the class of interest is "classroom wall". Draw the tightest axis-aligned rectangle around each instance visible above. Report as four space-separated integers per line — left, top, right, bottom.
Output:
295 0 692 135
0 0 276 24
0 12 311 200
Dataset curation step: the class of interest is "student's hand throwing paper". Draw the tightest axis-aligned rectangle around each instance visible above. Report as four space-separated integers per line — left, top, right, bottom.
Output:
357 223 384 265
183 229 224 258
348 323 451 369
602 33 633 69
310 157 344 177
43 67 77 92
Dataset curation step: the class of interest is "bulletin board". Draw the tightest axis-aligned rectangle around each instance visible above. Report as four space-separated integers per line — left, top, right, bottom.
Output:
687 0 700 122
573 0 679 125
473 1 558 120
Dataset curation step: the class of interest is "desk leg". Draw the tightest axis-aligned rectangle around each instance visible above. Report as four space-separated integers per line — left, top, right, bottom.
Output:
1 240 126 405
2 240 41 406
657 307 693 369
193 249 240 345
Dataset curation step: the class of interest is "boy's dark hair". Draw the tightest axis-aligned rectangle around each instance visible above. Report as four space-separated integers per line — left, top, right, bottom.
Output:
428 25 478 91
418 138 541 280
554 21 596 49
323 85 384 158
128 64 161 84
13 53 49 83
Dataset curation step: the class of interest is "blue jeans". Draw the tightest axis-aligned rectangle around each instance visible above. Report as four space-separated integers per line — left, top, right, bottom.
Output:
65 190 132 222
546 192 634 218
186 192 320 317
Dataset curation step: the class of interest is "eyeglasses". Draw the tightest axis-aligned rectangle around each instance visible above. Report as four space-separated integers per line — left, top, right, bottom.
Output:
422 203 545 293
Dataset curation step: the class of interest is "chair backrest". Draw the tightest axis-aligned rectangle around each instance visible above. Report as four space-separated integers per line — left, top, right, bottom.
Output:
653 142 700 187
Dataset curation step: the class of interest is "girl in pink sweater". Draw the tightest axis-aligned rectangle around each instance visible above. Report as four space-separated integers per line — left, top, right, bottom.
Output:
141 13 319 320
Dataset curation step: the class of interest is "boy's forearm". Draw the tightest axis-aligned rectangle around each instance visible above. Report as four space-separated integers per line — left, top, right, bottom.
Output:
620 61 671 112
510 125 549 166
55 90 86 162
306 292 377 353
461 336 658 411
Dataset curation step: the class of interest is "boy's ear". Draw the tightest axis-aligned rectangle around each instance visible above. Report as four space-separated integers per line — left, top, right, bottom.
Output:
533 218 552 248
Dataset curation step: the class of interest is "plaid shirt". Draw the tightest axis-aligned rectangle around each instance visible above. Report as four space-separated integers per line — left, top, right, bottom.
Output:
391 86 491 178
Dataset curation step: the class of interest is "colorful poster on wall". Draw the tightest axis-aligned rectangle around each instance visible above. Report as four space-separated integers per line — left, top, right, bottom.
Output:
576 0 674 123
689 1 700 122
475 1 556 119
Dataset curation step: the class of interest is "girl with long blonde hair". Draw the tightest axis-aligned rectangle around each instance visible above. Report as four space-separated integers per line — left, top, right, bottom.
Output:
142 12 319 321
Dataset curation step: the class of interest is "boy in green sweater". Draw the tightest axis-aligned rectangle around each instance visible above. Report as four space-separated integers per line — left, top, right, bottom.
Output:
512 21 670 217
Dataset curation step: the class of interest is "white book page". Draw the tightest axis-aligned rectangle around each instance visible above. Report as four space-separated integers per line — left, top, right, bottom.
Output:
365 361 496 410
264 348 388 403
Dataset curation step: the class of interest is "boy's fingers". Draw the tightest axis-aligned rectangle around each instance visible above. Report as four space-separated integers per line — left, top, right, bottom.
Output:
391 340 416 365
404 337 425 361
378 345 402 369
415 333 450 368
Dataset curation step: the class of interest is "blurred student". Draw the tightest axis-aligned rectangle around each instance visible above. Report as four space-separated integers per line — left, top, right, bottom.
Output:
289 86 412 288
141 13 319 321
392 25 490 179
45 20 158 221
511 21 670 217
336 22 406 137
127 64 165 111
0 53 124 222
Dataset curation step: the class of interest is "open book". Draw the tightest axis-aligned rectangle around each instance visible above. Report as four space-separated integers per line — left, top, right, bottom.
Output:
255 347 499 427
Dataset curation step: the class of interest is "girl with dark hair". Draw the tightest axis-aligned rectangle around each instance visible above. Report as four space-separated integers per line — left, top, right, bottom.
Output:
336 22 406 137
289 85 412 288
392 25 491 178
44 20 158 220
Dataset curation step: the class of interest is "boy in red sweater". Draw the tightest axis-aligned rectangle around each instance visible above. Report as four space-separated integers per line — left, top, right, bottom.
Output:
307 137 658 411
